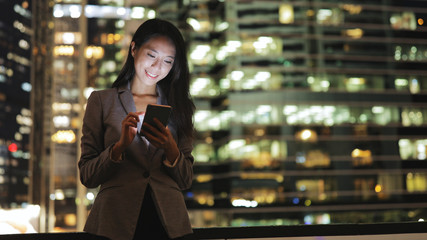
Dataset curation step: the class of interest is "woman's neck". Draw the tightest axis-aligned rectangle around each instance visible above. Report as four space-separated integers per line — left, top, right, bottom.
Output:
130 80 157 96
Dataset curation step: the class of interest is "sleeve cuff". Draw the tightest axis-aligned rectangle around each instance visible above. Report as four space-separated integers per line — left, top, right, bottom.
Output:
163 153 181 167
109 144 122 163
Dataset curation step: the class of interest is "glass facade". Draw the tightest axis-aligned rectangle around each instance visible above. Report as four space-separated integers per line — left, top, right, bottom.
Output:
2 0 427 234
183 0 427 227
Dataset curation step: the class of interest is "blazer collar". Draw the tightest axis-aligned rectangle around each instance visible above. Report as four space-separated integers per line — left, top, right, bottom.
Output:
117 82 135 114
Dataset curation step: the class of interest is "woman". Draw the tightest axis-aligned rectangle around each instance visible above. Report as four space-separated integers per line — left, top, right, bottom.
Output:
79 19 195 240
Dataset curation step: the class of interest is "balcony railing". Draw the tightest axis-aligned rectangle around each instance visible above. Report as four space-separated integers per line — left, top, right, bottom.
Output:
1 222 427 239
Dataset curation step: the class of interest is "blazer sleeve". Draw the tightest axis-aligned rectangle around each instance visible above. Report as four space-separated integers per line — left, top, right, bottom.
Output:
163 132 194 190
78 91 120 188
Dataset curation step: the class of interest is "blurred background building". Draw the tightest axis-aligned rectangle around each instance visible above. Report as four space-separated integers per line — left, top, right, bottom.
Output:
1 0 427 234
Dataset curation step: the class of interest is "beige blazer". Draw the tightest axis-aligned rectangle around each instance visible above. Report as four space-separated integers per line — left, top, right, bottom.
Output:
78 84 194 240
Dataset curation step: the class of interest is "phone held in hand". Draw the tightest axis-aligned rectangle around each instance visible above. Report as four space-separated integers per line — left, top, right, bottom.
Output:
139 104 172 136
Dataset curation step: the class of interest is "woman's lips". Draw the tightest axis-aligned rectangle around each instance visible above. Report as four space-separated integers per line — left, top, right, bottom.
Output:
145 70 158 79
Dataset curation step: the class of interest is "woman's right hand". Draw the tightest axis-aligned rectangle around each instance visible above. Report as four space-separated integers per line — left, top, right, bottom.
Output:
112 112 141 160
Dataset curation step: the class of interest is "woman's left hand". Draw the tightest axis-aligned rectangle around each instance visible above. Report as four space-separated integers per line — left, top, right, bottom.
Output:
142 118 179 163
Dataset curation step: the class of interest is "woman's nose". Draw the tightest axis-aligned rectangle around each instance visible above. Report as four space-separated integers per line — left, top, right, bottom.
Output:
151 59 160 68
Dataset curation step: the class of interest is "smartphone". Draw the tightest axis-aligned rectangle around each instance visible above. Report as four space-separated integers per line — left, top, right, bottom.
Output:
139 104 172 136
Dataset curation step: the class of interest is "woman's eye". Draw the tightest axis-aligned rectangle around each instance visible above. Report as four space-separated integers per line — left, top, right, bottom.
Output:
147 53 155 58
164 60 173 64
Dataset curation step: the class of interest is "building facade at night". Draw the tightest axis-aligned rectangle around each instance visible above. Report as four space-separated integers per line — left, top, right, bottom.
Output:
0 0 32 209
2 0 427 233
184 0 427 227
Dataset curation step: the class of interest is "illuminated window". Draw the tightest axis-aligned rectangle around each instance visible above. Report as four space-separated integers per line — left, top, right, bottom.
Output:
193 143 215 163
237 37 282 56
53 45 75 56
407 173 427 192
395 78 409 90
296 179 326 201
351 148 373 166
187 18 212 32
231 187 279 206
345 77 366 92
399 139 427 160
296 150 330 168
340 4 362 15
279 4 294 24
85 46 105 59
343 28 363 39
54 32 82 45
51 130 76 144
193 191 215 206
316 8 343 25
307 76 330 92
390 12 417 30
216 139 287 162
401 108 424 126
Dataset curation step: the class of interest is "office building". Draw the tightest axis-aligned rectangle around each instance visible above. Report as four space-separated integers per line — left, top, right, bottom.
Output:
184 0 427 227
0 0 32 209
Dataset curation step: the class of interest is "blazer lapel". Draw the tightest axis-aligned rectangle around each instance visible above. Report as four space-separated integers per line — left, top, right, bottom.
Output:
117 84 136 115
117 84 150 155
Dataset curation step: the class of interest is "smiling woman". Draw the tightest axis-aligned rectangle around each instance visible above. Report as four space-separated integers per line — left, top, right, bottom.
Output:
130 35 175 91
79 19 195 240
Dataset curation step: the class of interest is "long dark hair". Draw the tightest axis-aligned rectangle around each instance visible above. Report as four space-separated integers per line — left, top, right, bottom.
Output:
112 19 195 138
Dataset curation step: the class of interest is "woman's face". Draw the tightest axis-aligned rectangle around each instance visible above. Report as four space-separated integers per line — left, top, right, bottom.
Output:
131 35 176 87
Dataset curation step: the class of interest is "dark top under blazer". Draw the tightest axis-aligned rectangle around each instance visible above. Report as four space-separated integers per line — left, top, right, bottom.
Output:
79 83 194 240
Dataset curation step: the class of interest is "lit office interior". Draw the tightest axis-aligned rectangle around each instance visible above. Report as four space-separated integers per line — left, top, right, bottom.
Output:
1 0 427 233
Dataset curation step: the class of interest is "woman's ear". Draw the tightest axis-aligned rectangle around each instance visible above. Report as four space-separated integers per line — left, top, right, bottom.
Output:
130 41 136 57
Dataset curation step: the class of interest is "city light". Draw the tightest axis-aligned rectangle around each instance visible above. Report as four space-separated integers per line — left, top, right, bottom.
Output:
53 45 75 56
53 115 71 128
190 45 211 62
254 71 271 82
279 4 294 24
21 82 31 92
131 7 145 19
190 77 211 95
196 174 213 183
8 143 18 152
232 199 258 208
375 184 383 193
344 28 363 39
296 129 317 142
86 192 95 201
187 18 201 31
53 4 156 20
51 130 76 144
229 139 246 150
230 71 244 81
52 102 72 112
85 46 105 59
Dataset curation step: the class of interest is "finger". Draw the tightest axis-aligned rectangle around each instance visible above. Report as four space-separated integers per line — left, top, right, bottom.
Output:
126 117 138 127
142 122 162 136
125 115 139 126
153 118 167 133
128 112 141 122
143 130 162 146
